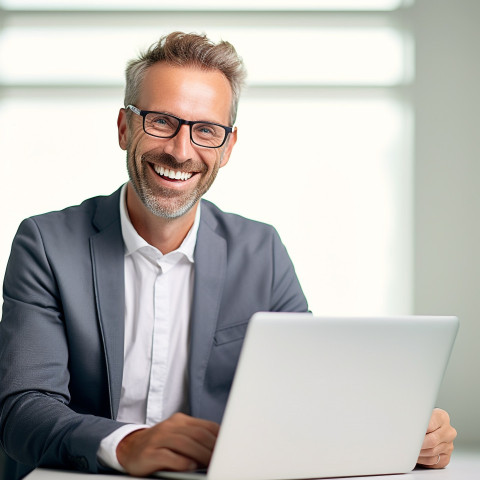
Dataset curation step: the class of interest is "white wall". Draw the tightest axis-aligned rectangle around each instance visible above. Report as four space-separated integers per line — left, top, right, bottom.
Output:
414 0 480 446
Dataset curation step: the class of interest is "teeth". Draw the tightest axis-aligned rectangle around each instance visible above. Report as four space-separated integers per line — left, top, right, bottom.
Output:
153 165 193 181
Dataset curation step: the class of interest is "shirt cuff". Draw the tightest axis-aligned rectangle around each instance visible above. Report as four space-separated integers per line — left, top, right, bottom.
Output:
97 423 150 472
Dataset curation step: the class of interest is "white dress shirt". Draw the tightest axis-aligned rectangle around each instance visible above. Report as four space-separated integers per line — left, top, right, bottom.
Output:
97 184 200 471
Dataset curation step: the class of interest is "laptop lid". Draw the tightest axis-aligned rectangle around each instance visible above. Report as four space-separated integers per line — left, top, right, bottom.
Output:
208 313 458 480
157 313 458 480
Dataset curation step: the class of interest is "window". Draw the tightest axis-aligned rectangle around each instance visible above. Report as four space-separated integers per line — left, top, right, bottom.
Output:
0 1 413 315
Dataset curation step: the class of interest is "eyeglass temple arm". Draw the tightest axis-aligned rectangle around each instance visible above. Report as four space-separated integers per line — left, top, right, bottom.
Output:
126 105 141 115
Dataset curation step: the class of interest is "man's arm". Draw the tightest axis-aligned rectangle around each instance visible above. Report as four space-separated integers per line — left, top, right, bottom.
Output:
270 227 309 313
0 218 124 473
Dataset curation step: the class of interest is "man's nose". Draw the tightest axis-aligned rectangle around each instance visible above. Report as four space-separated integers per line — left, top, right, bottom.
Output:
163 124 194 162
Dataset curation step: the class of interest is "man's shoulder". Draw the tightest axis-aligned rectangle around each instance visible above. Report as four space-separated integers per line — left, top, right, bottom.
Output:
26 188 121 229
17 188 122 244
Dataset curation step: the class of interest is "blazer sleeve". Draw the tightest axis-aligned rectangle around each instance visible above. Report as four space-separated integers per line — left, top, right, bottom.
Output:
270 227 309 313
0 218 124 475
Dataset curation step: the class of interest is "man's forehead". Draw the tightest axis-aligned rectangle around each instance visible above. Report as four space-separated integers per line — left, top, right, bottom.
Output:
138 62 233 123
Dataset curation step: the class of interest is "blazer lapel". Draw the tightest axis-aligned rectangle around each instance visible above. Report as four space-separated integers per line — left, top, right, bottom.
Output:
189 203 227 417
90 188 125 419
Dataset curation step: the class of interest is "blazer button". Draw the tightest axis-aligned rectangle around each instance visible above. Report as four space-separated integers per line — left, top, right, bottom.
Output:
75 456 89 471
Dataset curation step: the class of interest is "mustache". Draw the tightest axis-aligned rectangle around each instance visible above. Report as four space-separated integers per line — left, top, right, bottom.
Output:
141 152 207 173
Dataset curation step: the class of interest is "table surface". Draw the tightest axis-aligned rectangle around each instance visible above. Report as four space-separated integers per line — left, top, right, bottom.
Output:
25 449 480 480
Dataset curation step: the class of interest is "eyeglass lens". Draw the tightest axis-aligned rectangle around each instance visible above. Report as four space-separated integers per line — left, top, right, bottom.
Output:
144 112 226 147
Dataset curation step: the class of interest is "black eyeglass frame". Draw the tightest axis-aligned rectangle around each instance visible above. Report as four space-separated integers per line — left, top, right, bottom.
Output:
126 104 234 149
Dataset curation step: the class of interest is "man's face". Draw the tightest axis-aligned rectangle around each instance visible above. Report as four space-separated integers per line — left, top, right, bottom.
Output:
118 62 237 219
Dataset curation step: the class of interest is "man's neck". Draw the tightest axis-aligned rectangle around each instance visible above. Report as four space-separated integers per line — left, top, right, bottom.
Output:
125 183 197 254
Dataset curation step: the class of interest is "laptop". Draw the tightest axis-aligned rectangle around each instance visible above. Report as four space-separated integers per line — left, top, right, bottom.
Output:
155 312 459 480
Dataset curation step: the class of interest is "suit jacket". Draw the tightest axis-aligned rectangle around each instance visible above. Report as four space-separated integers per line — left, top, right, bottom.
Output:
0 187 308 479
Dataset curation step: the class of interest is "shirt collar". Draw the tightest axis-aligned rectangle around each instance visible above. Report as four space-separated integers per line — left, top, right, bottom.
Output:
119 183 200 263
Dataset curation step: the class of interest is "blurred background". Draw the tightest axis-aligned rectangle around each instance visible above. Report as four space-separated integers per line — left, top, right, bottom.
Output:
0 0 478 449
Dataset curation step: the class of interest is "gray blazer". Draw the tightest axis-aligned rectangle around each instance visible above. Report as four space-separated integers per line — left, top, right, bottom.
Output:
0 187 308 478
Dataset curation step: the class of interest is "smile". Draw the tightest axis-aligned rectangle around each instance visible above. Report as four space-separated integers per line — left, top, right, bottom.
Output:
153 164 193 181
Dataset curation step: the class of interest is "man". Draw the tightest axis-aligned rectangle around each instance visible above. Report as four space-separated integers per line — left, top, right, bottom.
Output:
0 32 455 479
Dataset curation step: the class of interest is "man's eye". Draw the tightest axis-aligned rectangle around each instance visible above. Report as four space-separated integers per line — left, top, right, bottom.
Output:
147 114 176 129
195 124 216 136
152 116 170 126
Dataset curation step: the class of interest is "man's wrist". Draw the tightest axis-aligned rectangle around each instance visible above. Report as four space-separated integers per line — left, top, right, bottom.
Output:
97 423 149 472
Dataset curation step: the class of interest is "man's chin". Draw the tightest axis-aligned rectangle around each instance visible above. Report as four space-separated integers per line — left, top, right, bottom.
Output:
143 194 199 220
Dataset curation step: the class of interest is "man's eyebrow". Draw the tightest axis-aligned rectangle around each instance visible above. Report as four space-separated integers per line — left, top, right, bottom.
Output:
149 109 228 126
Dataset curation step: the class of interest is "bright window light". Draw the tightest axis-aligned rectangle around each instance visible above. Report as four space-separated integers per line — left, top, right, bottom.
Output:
0 1 405 11
206 94 412 315
0 6 413 316
0 26 407 86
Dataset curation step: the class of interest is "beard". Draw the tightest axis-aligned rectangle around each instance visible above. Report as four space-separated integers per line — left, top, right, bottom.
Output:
126 149 220 219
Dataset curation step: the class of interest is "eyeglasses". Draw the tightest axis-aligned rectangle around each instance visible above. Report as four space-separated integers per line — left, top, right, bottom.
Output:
126 105 233 149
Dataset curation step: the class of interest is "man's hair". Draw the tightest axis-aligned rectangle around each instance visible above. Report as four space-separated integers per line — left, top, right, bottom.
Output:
124 31 247 126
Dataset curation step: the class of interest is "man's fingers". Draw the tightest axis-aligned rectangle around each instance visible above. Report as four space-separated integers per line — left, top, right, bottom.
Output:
417 453 450 469
417 440 454 470
160 414 219 464
164 428 217 467
117 413 220 476
187 424 219 451
419 440 454 458
425 408 442 433
145 448 199 473
118 435 199 476
425 408 450 434
417 409 456 469
421 424 457 450
183 415 221 436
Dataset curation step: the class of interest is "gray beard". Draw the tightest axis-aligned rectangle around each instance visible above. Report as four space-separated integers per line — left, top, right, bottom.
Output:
126 150 219 219
137 182 201 219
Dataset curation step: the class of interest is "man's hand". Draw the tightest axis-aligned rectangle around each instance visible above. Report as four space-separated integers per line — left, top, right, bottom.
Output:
417 408 457 468
116 412 220 477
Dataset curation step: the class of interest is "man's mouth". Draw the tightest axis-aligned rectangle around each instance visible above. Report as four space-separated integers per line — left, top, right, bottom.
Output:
152 164 194 181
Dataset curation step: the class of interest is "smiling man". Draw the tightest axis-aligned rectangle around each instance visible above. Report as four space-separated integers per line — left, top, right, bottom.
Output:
120 60 237 253
0 32 455 479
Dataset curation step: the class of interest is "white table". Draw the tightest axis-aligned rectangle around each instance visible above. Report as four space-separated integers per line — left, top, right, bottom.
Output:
25 449 480 479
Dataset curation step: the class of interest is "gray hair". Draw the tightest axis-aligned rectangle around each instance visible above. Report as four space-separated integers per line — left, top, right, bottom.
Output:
124 31 247 126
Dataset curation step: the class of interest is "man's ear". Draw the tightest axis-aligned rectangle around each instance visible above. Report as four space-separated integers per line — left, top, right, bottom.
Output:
220 127 238 168
117 108 128 151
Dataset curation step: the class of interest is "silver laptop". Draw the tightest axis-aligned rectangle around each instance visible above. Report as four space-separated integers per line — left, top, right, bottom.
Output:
156 312 459 480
